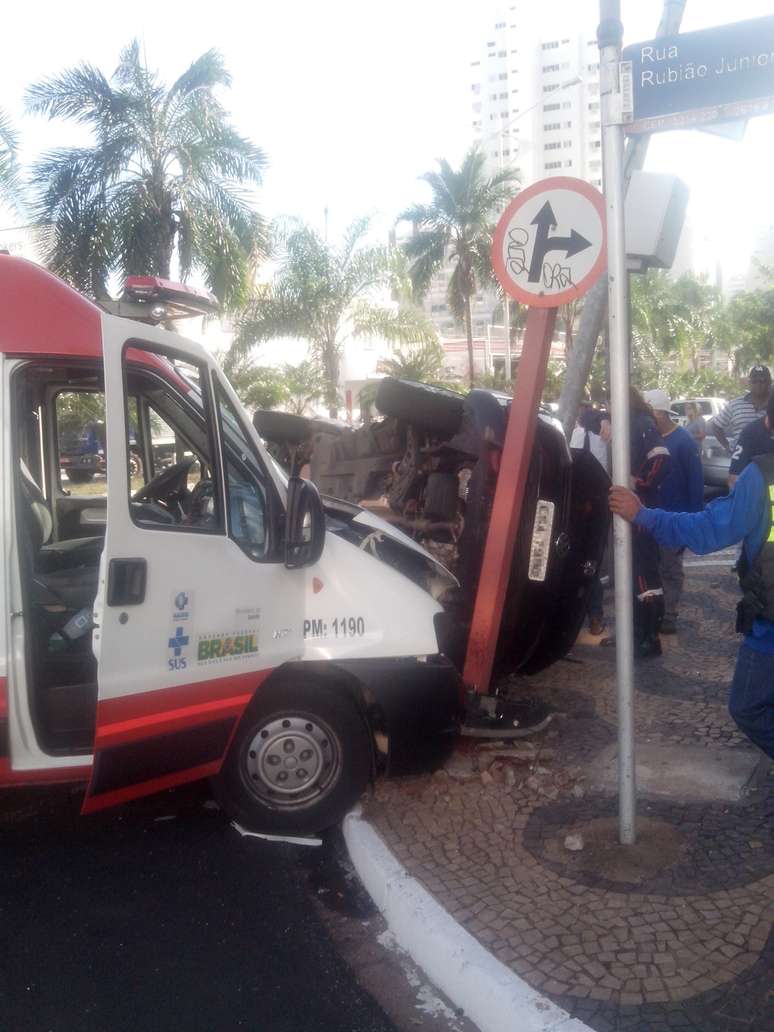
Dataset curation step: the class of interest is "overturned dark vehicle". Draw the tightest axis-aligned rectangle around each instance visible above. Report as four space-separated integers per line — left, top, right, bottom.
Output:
254 378 609 681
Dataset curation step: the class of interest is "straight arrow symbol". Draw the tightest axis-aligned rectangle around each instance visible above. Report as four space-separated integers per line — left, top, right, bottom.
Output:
527 201 592 283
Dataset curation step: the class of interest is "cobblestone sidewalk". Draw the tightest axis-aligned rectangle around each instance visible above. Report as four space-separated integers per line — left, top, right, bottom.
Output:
363 563 774 1032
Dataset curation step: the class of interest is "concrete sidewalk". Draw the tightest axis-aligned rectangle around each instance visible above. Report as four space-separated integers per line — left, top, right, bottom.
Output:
346 564 774 1032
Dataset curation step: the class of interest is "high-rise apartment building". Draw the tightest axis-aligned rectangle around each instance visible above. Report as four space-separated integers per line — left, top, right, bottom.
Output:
470 5 602 188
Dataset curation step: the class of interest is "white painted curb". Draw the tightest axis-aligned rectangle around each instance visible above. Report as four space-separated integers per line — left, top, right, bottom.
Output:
343 810 593 1032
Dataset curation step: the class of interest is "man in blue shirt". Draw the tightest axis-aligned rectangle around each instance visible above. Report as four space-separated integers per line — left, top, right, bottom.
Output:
644 389 705 634
609 394 774 760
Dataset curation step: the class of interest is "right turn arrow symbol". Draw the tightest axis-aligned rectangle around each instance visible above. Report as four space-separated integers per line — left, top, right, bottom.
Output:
527 201 592 283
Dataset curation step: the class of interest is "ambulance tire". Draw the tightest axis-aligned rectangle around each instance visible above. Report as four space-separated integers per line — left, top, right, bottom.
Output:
216 678 371 834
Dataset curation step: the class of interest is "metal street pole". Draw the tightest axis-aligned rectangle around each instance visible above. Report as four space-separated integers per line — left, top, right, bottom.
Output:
599 0 636 845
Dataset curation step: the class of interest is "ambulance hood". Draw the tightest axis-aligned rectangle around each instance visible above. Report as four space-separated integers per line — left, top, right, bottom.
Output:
322 495 458 602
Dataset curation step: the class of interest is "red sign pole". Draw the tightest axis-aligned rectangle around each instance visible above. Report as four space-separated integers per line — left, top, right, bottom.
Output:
462 305 557 695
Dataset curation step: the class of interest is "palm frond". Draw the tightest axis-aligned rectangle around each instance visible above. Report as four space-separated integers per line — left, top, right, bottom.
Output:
167 50 231 103
25 64 127 126
233 288 320 357
35 184 114 298
402 228 448 299
338 215 371 267
0 108 22 211
350 302 438 347
396 202 435 228
182 180 268 302
378 341 457 388
469 231 496 292
175 120 266 185
341 244 398 299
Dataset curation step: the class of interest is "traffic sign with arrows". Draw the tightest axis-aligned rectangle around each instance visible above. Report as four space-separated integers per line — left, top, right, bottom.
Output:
492 177 606 307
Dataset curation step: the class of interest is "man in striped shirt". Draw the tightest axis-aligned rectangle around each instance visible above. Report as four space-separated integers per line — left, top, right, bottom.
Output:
711 366 772 454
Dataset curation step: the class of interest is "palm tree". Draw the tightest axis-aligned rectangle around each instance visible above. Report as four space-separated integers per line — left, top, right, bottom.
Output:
233 217 436 417
668 273 725 375
380 341 450 385
220 352 326 415
630 270 678 384
26 41 266 306
0 109 21 212
398 148 518 386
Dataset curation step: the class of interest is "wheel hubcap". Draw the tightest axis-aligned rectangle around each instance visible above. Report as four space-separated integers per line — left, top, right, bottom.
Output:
244 714 339 808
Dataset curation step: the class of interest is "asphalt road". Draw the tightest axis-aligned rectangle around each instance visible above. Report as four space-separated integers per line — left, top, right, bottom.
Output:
0 782 397 1032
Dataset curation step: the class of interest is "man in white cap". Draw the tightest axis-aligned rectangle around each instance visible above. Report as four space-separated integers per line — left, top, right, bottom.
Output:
644 387 705 633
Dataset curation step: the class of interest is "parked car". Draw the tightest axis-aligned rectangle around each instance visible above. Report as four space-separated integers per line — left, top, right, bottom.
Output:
59 422 175 484
58 422 108 483
672 397 730 488
254 378 611 681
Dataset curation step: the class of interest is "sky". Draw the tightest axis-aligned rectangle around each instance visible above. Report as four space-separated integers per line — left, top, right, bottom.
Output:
2 0 773 280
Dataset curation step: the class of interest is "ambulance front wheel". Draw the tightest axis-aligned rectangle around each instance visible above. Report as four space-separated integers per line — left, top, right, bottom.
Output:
215 679 372 835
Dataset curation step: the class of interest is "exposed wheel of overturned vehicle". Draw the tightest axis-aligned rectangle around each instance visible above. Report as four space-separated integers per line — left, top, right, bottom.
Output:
253 409 315 446
423 471 460 523
375 377 465 436
216 678 372 834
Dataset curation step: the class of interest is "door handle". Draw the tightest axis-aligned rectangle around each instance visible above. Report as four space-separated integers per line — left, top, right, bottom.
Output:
107 558 147 606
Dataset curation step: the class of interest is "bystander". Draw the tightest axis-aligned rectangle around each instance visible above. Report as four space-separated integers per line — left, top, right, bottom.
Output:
711 366 772 462
644 389 704 634
728 404 774 487
683 402 707 446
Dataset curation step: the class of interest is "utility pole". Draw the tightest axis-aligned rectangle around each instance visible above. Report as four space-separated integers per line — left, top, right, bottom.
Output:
497 133 513 385
598 0 636 845
557 0 687 436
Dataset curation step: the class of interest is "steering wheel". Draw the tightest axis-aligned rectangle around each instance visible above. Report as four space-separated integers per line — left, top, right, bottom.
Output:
132 458 195 506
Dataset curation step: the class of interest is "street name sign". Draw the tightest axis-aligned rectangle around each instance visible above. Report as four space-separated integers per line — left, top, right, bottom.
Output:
622 14 774 134
491 177 606 308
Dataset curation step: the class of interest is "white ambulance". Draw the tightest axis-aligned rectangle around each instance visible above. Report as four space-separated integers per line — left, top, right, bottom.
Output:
0 257 461 833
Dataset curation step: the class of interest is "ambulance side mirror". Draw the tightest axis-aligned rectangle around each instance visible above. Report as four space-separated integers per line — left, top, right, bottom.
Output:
285 475 325 569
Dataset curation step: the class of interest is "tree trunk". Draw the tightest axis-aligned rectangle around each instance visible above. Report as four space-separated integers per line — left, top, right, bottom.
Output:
556 0 687 437
158 249 172 279
92 269 110 301
464 297 475 387
323 341 340 419
157 222 175 279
